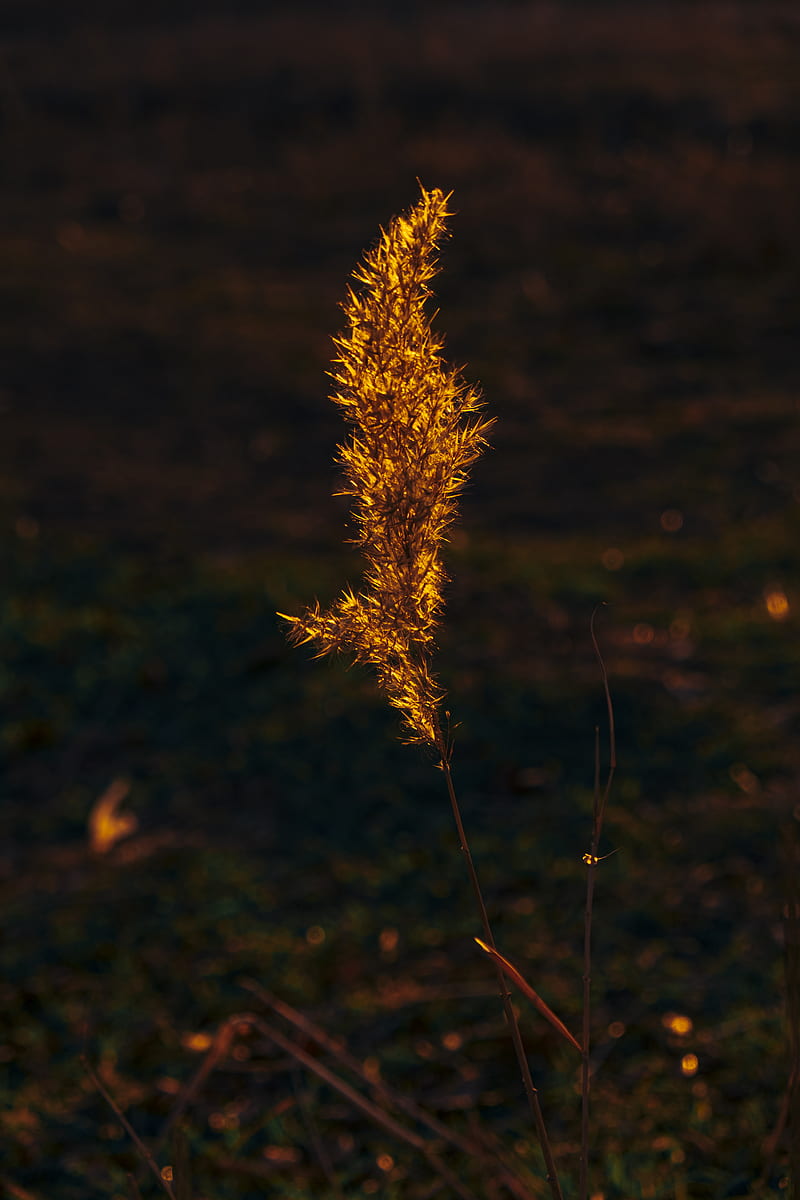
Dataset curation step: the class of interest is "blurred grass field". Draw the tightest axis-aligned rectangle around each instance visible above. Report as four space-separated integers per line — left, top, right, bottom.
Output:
2 1 800 1196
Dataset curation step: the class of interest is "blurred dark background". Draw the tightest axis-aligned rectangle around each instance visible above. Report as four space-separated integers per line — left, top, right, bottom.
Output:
3 4 800 1194
2 0 798 555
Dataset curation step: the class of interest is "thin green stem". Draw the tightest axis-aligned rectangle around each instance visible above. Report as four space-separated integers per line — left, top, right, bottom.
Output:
436 734 563 1200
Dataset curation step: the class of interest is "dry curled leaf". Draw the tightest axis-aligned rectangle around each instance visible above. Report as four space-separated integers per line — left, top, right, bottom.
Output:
88 778 138 855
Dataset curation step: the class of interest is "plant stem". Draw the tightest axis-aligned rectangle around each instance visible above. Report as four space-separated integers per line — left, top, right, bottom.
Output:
783 821 800 1200
579 727 601 1200
437 736 563 1200
81 1055 176 1200
580 609 617 1200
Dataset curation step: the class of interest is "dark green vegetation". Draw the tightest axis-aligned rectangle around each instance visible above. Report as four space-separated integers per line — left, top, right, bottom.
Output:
2 1 799 1196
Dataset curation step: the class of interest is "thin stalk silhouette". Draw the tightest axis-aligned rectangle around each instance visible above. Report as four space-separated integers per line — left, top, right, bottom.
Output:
281 184 562 1198
579 606 617 1200
437 731 564 1200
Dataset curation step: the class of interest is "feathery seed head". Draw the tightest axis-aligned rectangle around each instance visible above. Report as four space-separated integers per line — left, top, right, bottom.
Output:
282 185 491 747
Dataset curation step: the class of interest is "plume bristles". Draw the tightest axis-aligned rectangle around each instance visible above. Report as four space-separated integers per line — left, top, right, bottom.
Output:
282 185 491 746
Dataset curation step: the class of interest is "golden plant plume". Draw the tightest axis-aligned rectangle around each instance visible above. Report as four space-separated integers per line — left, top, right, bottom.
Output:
279 185 492 747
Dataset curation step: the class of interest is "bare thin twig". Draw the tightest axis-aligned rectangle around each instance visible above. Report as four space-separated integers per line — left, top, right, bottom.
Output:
250 1013 482 1200
788 837 800 1200
81 1055 176 1200
240 977 532 1198
764 816 800 1197
580 606 618 1200
591 605 616 766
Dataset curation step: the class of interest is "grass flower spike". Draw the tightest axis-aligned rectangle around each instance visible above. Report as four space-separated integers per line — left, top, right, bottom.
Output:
281 186 564 1197
280 185 491 746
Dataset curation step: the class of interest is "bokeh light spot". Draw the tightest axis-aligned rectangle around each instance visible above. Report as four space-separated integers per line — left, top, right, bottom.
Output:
765 589 790 619
601 548 624 570
182 1031 212 1053
662 1013 693 1035
264 1145 302 1163
660 508 684 532
379 927 399 953
729 763 760 795
363 1056 381 1081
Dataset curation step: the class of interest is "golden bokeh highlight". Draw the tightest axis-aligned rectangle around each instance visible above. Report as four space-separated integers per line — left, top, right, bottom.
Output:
182 1031 213 1052
680 1053 699 1076
662 1013 693 1036
765 589 790 619
88 778 137 855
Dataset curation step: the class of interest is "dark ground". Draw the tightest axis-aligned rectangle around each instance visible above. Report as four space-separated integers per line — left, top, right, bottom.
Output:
2 2 800 1197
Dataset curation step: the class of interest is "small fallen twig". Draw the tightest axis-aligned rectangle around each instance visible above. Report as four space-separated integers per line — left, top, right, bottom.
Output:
250 1012 482 1200
240 977 534 1200
81 1054 176 1200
